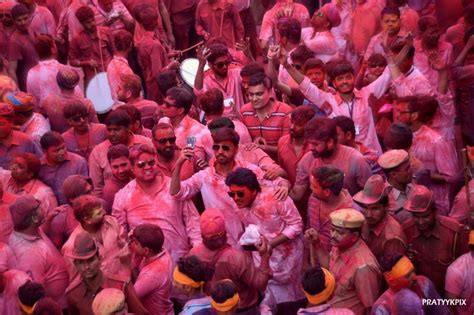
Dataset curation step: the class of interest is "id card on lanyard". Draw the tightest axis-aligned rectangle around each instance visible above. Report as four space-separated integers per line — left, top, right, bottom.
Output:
346 98 360 135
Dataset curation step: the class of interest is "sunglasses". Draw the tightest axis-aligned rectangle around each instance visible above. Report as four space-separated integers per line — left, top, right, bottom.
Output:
156 136 176 144
227 191 245 198
136 159 156 169
212 144 231 151
214 60 230 69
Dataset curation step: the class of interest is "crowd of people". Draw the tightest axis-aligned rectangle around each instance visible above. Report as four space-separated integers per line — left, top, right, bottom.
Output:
0 0 473 314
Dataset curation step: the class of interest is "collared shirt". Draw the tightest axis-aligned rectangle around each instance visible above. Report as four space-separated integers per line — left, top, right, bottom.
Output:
241 100 292 147
112 175 202 265
89 134 153 196
308 189 359 251
62 123 108 160
40 93 98 133
135 250 173 314
56 0 93 42
46 204 79 249
39 152 89 205
362 214 407 261
445 252 474 315
399 4 419 34
0 270 30 315
127 98 160 129
410 125 457 214
92 0 133 32
391 66 434 97
0 131 42 169
29 5 56 36
0 242 16 272
155 150 194 180
0 192 16 244
295 145 372 196
195 0 244 47
189 243 271 310
403 215 464 293
27 60 83 105
413 40 453 90
174 115 213 161
301 29 339 63
298 73 389 154
387 184 413 224
364 30 407 61
329 239 381 315
7 30 40 91
351 0 381 55
234 188 304 304
103 175 130 214
107 56 134 101
9 230 69 308
449 180 474 225
277 134 310 186
19 113 51 145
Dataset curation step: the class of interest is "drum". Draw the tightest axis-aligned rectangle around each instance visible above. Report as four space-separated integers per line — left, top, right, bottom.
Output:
86 72 114 114
179 58 209 89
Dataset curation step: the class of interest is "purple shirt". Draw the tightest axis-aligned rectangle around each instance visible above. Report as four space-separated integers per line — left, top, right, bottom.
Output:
0 131 42 169
62 123 108 160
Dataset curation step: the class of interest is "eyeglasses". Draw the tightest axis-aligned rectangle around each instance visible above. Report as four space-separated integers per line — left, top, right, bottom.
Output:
214 60 230 69
212 144 231 151
136 159 156 169
227 191 245 198
156 136 176 144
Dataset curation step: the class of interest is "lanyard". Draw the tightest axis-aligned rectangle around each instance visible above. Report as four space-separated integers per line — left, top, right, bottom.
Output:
345 97 355 119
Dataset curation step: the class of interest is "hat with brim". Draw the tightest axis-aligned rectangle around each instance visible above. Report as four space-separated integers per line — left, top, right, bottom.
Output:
404 185 433 213
67 231 98 260
330 208 365 229
353 174 392 206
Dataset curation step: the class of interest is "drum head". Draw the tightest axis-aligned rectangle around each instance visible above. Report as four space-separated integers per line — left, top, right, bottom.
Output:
86 73 114 114
179 58 209 88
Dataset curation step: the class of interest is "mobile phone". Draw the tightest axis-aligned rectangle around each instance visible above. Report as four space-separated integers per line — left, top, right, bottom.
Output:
186 136 196 149
224 97 234 108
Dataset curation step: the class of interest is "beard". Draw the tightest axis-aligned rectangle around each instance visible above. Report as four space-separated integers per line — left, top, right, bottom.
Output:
158 147 175 160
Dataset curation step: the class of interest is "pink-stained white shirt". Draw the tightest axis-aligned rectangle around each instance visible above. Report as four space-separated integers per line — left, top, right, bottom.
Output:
429 92 456 146
174 115 213 162
301 29 340 63
298 72 390 154
62 215 129 283
445 251 474 315
410 125 457 214
259 1 310 44
234 187 304 305
56 0 92 42
0 192 16 244
351 0 381 56
89 134 153 196
19 113 51 145
0 242 16 272
364 31 407 61
27 60 83 105
112 175 202 265
0 270 31 315
231 119 251 144
107 56 134 101
134 250 174 315
413 40 453 90
399 4 419 35
196 67 245 114
9 230 69 308
391 66 434 97
449 180 473 225
29 5 57 36
92 0 134 32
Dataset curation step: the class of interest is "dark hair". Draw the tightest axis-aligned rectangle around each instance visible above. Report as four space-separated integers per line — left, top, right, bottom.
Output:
207 117 235 131
119 74 142 98
225 168 261 192
105 110 132 128
63 175 93 204
465 4 474 27
304 117 338 142
367 54 387 67
301 266 326 295
13 153 41 178
40 131 64 150
303 58 325 73
329 61 354 82
18 281 45 308
380 252 405 272
202 233 228 250
390 40 415 59
200 88 224 116
129 144 156 165
32 297 62 315
132 223 164 253
34 34 55 59
417 16 437 33
396 95 438 123
240 62 265 78
212 127 240 146
211 280 238 304
290 44 315 64
116 104 141 123
152 122 174 138
333 116 356 139
75 5 95 23
136 6 158 30
167 87 194 115
11 4 29 20
383 123 413 150
277 17 302 44
248 72 272 90
72 194 103 222
312 165 344 195
157 70 178 96
381 5 400 18
207 44 229 64
291 106 315 125
113 30 133 52
107 144 130 162
177 255 208 282
63 99 88 120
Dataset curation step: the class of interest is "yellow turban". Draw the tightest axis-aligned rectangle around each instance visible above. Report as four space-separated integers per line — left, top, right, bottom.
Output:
383 256 415 287
303 268 336 305
211 293 240 312
172 266 203 289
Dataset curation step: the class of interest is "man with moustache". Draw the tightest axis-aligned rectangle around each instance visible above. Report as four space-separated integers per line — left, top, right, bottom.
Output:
290 117 372 206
